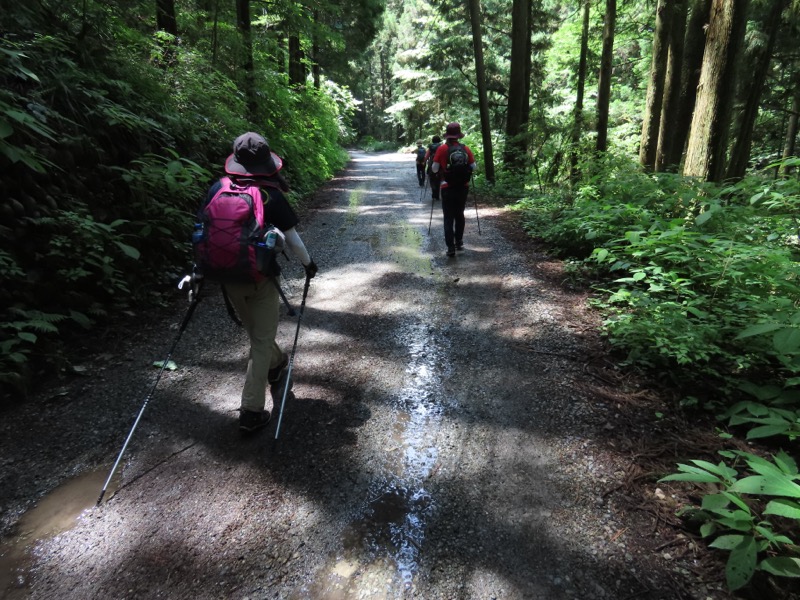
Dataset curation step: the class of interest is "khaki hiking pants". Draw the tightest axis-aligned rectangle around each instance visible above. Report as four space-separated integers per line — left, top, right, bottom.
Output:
224 278 285 412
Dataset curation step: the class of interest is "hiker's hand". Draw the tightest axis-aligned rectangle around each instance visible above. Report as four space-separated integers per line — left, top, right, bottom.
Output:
304 260 318 279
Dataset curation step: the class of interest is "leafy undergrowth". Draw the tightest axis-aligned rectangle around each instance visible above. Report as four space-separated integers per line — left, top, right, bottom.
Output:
499 157 800 597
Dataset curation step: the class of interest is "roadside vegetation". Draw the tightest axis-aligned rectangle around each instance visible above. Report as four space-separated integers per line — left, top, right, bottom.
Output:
515 156 800 592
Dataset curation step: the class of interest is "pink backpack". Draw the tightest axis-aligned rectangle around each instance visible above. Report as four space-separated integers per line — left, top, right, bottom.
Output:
193 177 275 283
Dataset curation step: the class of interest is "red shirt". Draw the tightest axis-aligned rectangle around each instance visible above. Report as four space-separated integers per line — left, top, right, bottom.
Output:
432 141 476 188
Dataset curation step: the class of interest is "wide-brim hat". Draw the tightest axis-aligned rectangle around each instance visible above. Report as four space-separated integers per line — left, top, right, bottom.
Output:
224 132 283 177
444 122 465 140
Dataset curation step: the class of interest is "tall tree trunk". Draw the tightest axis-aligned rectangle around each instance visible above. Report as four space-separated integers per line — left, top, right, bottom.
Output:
504 0 530 170
156 0 177 34
596 0 617 153
683 0 749 182
211 0 219 65
569 0 590 183
289 35 305 87
670 0 713 166
468 0 495 183
235 0 257 119
522 0 533 129
639 0 672 170
780 69 800 176
155 0 178 67
655 0 686 171
726 0 785 179
312 11 321 89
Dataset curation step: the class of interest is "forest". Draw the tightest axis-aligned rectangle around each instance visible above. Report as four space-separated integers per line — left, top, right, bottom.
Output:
1 0 799 595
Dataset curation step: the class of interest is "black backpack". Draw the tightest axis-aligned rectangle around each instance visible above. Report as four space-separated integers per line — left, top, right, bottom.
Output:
445 143 471 186
427 142 442 172
416 147 426 162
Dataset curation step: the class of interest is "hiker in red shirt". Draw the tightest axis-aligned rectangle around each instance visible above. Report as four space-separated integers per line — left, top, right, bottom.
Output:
431 123 477 257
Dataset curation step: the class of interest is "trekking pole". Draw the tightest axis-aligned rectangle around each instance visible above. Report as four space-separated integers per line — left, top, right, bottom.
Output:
274 273 312 440
97 274 202 506
427 195 436 235
474 199 481 235
468 174 481 236
272 279 296 317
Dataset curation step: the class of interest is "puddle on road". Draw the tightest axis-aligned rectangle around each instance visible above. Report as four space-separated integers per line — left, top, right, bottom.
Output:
346 187 366 225
299 321 450 599
0 467 118 599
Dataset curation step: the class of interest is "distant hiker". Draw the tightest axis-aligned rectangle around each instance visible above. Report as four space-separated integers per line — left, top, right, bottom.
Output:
430 123 476 257
415 142 427 187
425 135 442 201
203 132 318 433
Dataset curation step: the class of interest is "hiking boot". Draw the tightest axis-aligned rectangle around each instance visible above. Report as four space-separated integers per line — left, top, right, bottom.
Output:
455 241 464 251
446 247 456 257
268 353 289 384
239 409 271 433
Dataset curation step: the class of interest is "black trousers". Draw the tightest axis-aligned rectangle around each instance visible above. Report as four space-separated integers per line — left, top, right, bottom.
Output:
441 185 468 250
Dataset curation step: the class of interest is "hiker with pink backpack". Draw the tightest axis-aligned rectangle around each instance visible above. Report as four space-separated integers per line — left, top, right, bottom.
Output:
194 132 318 433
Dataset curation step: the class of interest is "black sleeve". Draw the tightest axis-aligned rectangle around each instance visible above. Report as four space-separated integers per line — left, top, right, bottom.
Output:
262 187 299 232
199 180 222 219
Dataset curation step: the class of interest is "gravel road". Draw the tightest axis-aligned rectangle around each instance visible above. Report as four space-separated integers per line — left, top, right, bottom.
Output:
0 152 732 599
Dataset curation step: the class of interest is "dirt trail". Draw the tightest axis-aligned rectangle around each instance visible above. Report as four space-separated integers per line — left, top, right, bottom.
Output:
0 152 728 599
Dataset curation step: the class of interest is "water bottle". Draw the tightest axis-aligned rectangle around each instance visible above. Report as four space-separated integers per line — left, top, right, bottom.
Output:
264 229 277 250
192 223 204 244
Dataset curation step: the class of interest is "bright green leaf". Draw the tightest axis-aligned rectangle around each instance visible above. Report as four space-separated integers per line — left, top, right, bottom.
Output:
759 557 800 578
701 493 730 510
710 534 745 550
764 499 800 520
726 536 757 591
747 424 791 439
774 451 799 476
729 476 800 498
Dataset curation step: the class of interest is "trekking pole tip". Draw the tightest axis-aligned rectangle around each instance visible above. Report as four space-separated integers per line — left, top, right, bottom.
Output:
96 490 106 507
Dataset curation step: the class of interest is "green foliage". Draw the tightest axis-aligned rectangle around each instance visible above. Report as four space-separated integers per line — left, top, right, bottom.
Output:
0 0 362 400
519 154 800 398
660 450 800 591
357 136 400 152
723 383 800 442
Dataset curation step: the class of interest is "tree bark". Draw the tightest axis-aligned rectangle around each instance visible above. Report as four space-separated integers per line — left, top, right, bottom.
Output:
468 0 496 183
289 35 306 87
569 0 590 183
156 0 177 35
211 0 219 65
683 0 749 182
504 0 530 170
312 11 321 89
235 0 257 119
639 0 672 170
655 0 686 171
726 0 785 179
596 0 617 153
780 70 800 176
522 0 533 128
670 0 712 166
